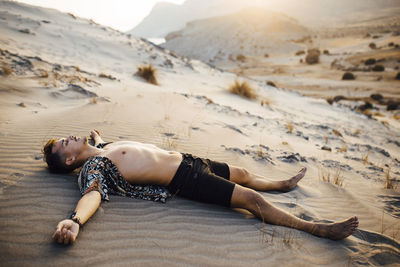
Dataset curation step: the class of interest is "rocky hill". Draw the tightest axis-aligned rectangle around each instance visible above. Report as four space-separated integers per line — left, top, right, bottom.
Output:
162 8 310 63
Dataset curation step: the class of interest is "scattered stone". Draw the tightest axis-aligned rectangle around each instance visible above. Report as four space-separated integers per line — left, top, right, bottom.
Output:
266 81 276 87
18 28 31 34
34 154 43 160
387 101 399 111
370 93 383 101
358 101 373 111
372 65 385 72
388 42 394 47
342 72 355 80
277 152 307 163
321 146 332 152
367 166 384 172
11 172 24 177
17 102 26 108
41 20 50 24
369 42 377 49
333 95 346 102
365 58 376 65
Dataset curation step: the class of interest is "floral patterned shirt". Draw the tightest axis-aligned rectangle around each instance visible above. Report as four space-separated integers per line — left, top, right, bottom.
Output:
77 144 171 203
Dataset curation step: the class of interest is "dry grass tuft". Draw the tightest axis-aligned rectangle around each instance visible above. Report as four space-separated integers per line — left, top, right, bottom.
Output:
236 54 246 62
99 73 116 80
229 80 256 99
353 129 360 136
285 122 294 133
1 65 13 76
67 12 76 19
39 69 48 78
319 168 344 187
332 129 342 137
260 99 271 106
361 152 370 165
385 165 394 189
91 97 97 104
305 48 320 64
135 64 158 85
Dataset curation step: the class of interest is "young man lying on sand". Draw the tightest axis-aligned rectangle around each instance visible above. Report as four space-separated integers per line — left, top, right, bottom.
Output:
43 130 358 245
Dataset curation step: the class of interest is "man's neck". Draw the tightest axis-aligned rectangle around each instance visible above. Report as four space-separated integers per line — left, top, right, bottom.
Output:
77 145 103 165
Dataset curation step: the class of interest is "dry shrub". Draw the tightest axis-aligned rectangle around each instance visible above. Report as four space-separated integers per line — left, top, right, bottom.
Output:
286 122 294 133
323 49 329 55
91 97 97 104
282 141 288 145
135 64 158 85
260 99 271 106
229 80 256 99
39 69 48 78
74 66 80 72
395 72 400 80
236 54 246 62
305 48 320 64
1 65 13 76
264 53 269 58
67 13 76 19
319 168 344 187
332 129 342 137
338 145 347 152
295 50 305 56
353 129 360 135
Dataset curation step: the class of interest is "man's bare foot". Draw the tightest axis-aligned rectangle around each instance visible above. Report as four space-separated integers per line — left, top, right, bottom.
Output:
314 216 359 240
279 167 307 192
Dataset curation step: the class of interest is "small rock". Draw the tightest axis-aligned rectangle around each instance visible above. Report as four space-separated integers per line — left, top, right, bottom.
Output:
321 146 332 151
372 65 385 72
342 72 355 80
17 102 26 108
370 94 383 101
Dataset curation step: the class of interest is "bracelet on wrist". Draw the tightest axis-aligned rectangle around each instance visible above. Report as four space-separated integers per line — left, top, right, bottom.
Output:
69 211 83 227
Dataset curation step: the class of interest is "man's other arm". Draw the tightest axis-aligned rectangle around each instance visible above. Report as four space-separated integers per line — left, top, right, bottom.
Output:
52 190 101 245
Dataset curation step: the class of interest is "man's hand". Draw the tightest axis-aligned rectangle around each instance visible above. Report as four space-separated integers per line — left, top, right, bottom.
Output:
52 219 80 245
90 129 101 140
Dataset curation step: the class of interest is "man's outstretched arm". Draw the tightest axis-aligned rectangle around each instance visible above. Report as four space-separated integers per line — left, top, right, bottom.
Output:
52 190 101 245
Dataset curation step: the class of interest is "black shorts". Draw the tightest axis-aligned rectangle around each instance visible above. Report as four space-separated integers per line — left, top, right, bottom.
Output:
167 153 235 207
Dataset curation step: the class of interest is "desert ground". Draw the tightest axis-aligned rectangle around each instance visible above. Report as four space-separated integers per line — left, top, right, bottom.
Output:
0 1 399 266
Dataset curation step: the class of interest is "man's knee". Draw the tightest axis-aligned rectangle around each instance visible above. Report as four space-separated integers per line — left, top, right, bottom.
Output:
232 167 251 184
231 185 264 209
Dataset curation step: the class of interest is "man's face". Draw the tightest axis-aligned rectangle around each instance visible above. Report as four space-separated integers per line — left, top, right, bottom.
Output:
52 135 88 162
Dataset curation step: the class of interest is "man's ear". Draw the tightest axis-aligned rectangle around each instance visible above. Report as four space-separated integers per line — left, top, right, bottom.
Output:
65 156 76 166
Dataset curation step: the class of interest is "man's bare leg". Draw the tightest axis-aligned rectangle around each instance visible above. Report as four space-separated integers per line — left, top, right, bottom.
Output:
230 185 359 240
229 166 307 192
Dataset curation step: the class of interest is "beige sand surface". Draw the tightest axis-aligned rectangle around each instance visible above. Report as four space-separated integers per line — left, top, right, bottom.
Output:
0 1 399 266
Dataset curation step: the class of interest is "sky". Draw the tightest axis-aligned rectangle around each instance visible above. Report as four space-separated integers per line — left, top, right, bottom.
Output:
17 0 186 32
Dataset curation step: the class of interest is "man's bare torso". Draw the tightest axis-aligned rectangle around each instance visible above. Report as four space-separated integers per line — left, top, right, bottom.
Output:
99 141 182 186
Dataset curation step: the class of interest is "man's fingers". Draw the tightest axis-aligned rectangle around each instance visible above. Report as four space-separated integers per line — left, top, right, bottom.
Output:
64 231 71 245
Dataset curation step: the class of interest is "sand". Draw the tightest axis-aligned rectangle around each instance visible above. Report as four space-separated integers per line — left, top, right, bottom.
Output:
0 1 399 266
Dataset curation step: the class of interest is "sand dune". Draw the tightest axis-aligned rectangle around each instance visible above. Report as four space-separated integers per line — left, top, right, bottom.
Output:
0 1 399 266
